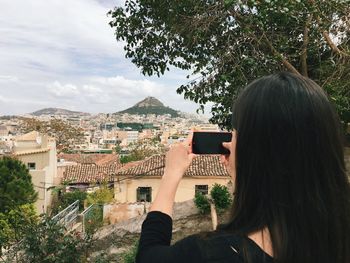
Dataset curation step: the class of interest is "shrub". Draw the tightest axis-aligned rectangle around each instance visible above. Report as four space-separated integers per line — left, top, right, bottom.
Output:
210 184 232 212
194 193 210 214
122 241 138 263
194 184 232 214
86 186 114 206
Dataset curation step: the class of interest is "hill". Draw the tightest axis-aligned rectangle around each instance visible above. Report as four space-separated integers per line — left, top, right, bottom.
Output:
118 97 179 117
30 108 90 116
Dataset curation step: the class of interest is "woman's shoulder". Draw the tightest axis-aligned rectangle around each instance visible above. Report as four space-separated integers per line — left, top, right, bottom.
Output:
186 231 273 263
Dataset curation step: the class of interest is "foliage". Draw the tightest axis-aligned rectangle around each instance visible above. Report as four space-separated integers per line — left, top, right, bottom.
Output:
194 184 232 214
0 204 38 254
83 204 104 236
7 215 91 263
0 213 12 251
210 183 232 212
121 241 138 263
114 144 122 154
93 252 110 263
120 105 179 117
109 0 350 141
86 185 114 206
120 138 166 164
194 193 210 214
51 190 88 215
120 154 141 164
19 117 85 153
0 156 37 214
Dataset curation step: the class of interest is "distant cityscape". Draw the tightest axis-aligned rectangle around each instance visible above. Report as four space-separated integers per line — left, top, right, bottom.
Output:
0 96 223 215
0 96 216 155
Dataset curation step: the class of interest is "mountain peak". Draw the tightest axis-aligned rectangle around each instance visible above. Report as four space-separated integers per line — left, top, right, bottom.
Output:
118 97 179 117
30 108 89 116
134 96 164 108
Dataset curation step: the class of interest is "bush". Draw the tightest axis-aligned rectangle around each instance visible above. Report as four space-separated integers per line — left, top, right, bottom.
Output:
84 205 104 235
51 190 87 215
122 241 138 263
0 156 37 213
6 215 90 263
194 184 232 215
194 193 210 214
86 186 114 206
210 184 232 212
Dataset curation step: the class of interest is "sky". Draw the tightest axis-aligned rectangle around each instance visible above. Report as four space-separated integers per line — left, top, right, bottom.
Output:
0 0 210 116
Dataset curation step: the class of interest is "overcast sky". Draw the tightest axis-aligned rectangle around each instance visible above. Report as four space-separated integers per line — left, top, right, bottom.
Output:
0 0 211 116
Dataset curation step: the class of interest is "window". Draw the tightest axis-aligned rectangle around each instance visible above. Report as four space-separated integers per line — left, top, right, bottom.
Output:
27 162 36 170
137 187 152 202
195 185 208 195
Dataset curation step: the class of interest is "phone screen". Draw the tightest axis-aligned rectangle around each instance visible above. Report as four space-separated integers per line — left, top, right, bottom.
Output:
192 132 232 154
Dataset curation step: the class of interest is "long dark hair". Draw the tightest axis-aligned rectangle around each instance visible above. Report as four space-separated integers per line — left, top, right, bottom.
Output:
223 72 350 263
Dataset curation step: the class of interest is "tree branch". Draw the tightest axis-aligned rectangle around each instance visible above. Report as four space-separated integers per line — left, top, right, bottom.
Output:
262 33 301 75
228 8 301 75
322 31 349 57
301 14 313 77
309 0 350 57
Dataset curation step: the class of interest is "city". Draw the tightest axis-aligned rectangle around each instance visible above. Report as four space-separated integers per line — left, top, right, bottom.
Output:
0 0 349 263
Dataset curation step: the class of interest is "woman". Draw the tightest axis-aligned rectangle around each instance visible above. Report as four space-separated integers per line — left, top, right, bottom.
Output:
135 72 350 263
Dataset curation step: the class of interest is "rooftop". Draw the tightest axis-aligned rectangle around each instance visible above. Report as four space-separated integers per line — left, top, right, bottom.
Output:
63 162 123 184
63 154 230 184
58 153 120 166
117 154 230 177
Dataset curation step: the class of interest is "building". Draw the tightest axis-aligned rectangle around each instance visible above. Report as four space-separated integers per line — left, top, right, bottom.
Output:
61 153 122 192
13 131 57 214
62 163 122 192
0 125 8 137
115 154 232 203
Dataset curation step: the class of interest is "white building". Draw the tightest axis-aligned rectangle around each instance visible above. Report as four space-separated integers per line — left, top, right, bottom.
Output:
13 131 57 214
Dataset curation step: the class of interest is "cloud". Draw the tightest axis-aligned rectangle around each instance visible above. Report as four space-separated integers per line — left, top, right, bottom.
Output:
0 75 18 82
90 76 163 96
0 0 124 77
48 82 80 97
0 0 208 117
44 76 164 110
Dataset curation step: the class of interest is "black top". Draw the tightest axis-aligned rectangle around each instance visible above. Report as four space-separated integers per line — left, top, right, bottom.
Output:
136 211 274 263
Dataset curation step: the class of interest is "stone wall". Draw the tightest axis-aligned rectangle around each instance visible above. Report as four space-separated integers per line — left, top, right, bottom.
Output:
103 199 199 225
103 202 151 224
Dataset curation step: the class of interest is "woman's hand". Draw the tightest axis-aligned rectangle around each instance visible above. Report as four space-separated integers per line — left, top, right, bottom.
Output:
150 132 196 217
163 135 196 182
221 131 237 180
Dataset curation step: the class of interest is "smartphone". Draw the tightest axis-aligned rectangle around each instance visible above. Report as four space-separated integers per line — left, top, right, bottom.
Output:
192 131 232 154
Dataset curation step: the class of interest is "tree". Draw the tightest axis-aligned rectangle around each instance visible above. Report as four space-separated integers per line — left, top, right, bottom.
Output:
194 184 232 230
50 190 88 215
0 157 37 213
86 185 114 206
6 215 91 263
120 138 166 164
210 183 232 212
109 0 350 142
20 118 85 153
194 193 210 214
0 204 38 254
0 157 38 253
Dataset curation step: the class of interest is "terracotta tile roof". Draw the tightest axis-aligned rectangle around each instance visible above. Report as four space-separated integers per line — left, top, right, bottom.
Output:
64 154 229 184
15 147 50 156
58 153 120 165
116 154 230 177
63 162 123 184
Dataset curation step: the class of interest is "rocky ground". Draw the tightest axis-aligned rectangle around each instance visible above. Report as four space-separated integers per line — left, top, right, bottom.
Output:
89 200 230 262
